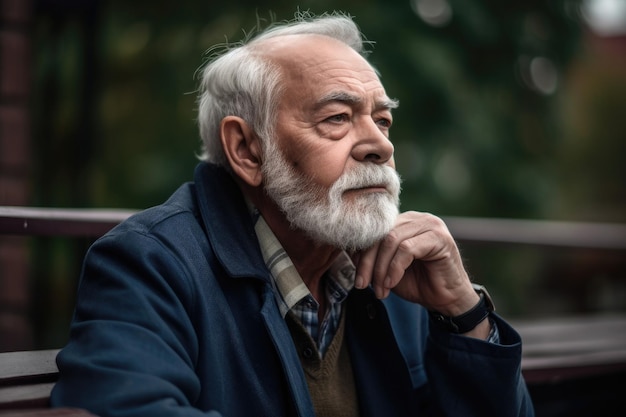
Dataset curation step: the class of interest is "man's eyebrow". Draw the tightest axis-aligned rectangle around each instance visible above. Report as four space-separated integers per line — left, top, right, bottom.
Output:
315 91 361 109
314 91 399 112
376 97 399 112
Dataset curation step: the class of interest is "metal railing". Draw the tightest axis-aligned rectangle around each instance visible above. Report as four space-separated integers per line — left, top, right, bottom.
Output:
0 206 136 237
2 205 626 250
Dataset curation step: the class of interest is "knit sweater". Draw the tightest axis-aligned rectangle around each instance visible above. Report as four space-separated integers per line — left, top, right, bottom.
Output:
286 310 359 417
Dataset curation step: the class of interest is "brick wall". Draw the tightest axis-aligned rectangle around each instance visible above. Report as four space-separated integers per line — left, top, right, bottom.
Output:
0 0 33 351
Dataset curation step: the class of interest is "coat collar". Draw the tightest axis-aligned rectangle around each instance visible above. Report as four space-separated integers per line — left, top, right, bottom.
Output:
193 162 269 282
193 162 316 417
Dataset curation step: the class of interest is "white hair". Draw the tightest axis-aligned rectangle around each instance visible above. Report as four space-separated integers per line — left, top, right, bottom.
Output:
196 11 369 167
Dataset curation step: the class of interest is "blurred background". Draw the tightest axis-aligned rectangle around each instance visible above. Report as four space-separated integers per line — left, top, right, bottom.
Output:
1 0 625 355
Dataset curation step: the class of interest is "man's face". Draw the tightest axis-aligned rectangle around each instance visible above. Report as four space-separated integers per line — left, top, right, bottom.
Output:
259 35 401 251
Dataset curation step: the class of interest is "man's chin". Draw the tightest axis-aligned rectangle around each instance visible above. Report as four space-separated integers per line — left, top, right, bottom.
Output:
310 226 392 252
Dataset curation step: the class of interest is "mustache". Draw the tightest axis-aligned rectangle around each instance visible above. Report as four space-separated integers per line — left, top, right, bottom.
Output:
331 163 402 196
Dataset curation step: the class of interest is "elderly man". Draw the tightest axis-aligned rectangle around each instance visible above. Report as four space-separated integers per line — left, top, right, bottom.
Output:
51 11 534 417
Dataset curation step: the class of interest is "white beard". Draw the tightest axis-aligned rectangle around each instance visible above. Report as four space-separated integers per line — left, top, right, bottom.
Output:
262 141 401 252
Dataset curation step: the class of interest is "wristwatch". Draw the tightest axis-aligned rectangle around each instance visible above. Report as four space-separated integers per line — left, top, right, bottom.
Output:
428 283 495 333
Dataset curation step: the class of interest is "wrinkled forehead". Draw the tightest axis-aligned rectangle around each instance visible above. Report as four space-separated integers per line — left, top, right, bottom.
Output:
246 34 395 112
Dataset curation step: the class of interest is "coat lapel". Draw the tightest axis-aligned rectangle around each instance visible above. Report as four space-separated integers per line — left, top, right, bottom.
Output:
260 287 316 417
194 162 315 416
346 288 420 417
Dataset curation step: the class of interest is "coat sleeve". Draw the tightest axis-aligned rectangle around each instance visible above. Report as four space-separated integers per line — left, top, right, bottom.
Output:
50 229 221 417
425 314 535 417
383 293 534 417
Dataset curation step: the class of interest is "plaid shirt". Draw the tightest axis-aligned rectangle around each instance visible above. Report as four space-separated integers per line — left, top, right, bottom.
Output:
252 210 499 357
254 214 354 358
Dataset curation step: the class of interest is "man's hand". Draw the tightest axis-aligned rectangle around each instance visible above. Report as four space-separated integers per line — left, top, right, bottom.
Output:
352 211 480 318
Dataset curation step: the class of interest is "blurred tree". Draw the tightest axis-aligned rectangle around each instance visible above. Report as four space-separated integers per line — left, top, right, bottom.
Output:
29 0 626 348
32 0 588 218
556 32 626 222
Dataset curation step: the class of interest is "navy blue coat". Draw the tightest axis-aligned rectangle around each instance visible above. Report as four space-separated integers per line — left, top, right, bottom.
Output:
51 162 534 417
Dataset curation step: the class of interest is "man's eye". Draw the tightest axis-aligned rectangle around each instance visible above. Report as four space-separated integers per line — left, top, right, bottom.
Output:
326 114 349 123
377 118 392 129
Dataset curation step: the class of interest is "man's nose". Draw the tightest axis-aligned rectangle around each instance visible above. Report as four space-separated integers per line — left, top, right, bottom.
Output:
352 118 394 164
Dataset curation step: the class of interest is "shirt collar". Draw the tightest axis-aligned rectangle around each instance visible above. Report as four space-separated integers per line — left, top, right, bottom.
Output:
253 213 355 317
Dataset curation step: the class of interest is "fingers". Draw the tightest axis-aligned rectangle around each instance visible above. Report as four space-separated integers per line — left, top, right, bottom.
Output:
371 231 427 299
354 213 426 297
353 211 464 301
353 242 379 291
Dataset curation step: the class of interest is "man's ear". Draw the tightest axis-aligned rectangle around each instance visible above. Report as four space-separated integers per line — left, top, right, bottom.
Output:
220 116 263 187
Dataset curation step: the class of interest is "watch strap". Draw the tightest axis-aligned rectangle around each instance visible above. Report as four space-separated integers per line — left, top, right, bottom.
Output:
428 285 494 333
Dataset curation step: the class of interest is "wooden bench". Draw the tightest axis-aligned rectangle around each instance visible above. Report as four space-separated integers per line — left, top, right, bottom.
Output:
0 350 95 416
517 314 626 416
0 349 58 409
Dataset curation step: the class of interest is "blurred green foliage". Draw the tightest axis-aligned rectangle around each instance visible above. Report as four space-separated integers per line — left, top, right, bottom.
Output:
31 0 599 217
26 0 626 348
